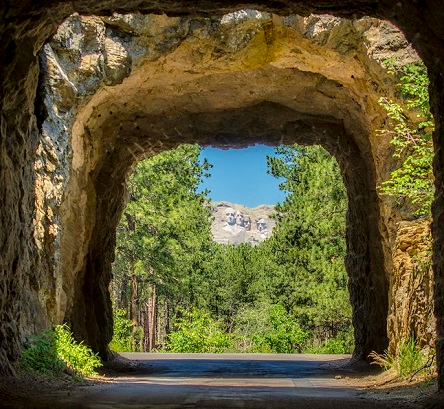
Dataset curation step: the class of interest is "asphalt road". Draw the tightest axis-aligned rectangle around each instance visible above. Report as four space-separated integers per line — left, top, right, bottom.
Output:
42 353 420 408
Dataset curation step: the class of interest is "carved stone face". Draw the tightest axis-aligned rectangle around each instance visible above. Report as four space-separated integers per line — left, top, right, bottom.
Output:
225 207 236 225
256 218 267 232
235 210 244 227
244 216 251 231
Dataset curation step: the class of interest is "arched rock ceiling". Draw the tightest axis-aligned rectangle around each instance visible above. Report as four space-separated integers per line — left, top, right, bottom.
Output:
3 0 444 383
55 13 401 360
73 15 388 173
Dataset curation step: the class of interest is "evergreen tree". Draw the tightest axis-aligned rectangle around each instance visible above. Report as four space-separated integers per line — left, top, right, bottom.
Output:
112 144 214 350
265 145 352 347
111 143 353 353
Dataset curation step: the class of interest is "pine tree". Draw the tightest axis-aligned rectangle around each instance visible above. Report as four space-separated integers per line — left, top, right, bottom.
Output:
111 144 214 350
266 145 352 348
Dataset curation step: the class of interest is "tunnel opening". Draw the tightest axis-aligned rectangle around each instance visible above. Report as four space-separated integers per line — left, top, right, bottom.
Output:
1 1 444 406
109 143 354 356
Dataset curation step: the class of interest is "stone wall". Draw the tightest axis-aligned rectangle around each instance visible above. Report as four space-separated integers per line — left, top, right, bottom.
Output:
1 0 444 389
388 220 435 354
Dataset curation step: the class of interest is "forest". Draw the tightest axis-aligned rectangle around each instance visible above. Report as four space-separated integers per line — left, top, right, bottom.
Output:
110 143 353 354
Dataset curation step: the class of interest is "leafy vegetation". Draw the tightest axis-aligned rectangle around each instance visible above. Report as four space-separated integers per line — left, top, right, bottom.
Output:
378 61 434 216
256 304 308 353
21 324 102 379
265 146 352 348
109 308 141 352
111 143 353 354
111 144 214 351
368 61 436 380
369 337 435 379
166 309 233 353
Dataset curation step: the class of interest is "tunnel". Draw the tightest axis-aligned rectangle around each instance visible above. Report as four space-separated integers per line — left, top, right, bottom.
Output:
1 0 444 391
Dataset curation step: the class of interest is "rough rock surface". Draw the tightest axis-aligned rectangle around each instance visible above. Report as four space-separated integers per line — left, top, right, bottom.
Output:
388 219 435 354
1 0 444 390
210 201 276 245
39 12 415 363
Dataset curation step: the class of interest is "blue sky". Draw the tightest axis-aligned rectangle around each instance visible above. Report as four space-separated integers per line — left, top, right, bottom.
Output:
199 145 287 207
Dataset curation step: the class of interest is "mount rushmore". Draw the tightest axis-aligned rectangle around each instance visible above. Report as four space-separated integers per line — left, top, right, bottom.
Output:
210 202 276 245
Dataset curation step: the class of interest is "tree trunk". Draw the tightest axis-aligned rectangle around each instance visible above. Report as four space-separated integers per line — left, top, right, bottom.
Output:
130 270 138 330
142 267 157 351
148 286 156 350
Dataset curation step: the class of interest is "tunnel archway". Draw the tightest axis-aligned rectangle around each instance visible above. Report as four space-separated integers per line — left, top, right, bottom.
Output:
51 14 393 362
2 0 444 389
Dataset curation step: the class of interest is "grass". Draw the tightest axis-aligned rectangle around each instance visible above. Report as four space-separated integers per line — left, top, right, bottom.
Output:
369 337 435 380
21 324 102 379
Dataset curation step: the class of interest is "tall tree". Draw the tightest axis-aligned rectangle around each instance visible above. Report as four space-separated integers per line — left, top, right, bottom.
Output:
112 144 214 350
265 145 352 345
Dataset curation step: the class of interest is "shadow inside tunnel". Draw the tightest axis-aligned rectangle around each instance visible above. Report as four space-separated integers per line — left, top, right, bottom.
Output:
100 353 380 381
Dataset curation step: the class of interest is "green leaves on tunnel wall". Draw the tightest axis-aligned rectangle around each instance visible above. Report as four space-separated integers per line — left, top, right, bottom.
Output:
378 61 434 217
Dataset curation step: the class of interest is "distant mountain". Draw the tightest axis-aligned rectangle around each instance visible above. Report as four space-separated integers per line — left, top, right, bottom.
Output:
210 201 276 245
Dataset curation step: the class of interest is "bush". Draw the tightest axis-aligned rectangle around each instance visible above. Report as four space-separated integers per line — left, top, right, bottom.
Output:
369 337 435 379
21 330 66 377
304 329 354 354
304 338 348 354
166 308 233 353
21 324 102 379
109 308 138 352
233 303 307 353
260 304 308 353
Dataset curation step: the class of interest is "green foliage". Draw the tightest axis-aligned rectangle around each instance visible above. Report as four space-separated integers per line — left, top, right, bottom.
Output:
111 143 352 355
378 61 434 216
265 145 351 343
112 144 215 349
304 333 353 354
369 337 435 379
260 304 308 353
109 308 138 352
232 303 308 353
166 309 233 353
21 324 102 379
21 331 66 377
204 243 259 325
54 324 103 377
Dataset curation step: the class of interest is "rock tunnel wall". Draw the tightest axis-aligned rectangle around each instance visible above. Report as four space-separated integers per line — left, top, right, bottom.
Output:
37 11 427 361
1 0 444 388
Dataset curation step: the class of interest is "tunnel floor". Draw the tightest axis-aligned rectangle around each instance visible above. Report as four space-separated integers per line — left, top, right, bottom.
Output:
1 353 440 408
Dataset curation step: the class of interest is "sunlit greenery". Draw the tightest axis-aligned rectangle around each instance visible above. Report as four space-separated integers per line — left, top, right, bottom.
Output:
378 61 434 216
109 308 141 352
166 309 233 353
21 324 102 379
110 142 353 354
369 61 436 380
369 337 435 379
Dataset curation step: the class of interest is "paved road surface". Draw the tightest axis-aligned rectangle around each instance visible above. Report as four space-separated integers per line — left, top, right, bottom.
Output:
46 353 418 408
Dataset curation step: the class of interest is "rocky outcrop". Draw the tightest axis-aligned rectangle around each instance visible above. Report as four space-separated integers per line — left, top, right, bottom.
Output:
388 220 435 354
2 1 444 389
211 201 276 245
